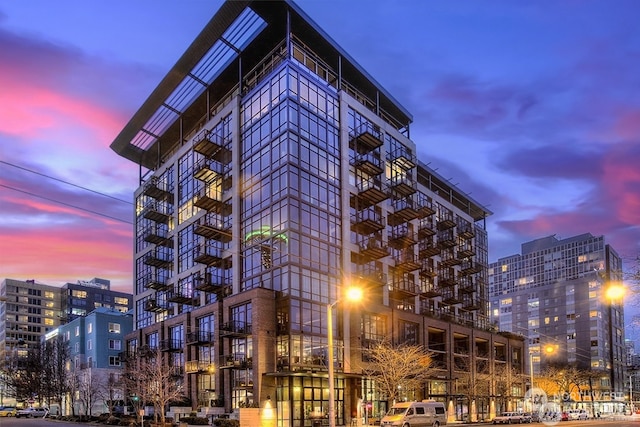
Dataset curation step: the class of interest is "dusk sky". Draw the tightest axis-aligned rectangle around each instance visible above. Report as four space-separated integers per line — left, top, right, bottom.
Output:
1 1 639 327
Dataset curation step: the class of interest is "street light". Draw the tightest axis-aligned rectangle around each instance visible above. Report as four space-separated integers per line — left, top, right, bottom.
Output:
327 286 363 427
529 344 556 389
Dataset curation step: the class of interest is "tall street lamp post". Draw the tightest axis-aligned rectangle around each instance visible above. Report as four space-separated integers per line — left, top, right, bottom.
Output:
328 286 363 427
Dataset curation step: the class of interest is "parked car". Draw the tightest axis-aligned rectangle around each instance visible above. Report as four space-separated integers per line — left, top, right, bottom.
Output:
492 412 532 424
15 407 48 418
0 406 17 417
566 409 588 420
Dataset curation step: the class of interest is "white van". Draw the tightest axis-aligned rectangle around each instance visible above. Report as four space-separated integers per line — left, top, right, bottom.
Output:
380 400 447 427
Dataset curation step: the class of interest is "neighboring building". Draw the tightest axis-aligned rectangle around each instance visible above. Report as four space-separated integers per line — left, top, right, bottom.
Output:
489 233 625 414
61 277 132 321
110 1 525 425
0 278 62 357
51 307 133 416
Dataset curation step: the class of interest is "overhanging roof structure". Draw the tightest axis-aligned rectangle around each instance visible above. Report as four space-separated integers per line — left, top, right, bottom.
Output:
110 0 413 170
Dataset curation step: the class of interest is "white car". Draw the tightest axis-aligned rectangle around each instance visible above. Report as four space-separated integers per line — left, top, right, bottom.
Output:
492 412 531 424
567 409 588 420
15 407 48 418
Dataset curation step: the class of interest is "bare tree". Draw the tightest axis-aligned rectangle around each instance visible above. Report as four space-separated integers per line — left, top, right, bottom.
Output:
363 341 435 404
96 371 123 417
77 368 105 417
123 346 185 425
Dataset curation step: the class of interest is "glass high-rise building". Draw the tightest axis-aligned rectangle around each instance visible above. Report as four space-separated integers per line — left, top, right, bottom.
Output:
489 233 625 415
111 1 525 424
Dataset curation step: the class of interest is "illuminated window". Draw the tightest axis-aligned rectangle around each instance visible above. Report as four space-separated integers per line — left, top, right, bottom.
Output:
501 265 508 272
589 310 599 318
578 255 587 263
115 297 129 305
44 318 54 326
72 290 87 298
44 291 55 299
544 317 550 325
109 323 121 333
501 298 512 305
589 291 596 299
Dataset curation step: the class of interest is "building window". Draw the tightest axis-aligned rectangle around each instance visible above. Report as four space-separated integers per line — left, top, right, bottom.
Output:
109 356 121 366
114 297 129 305
87 339 92 350
109 339 122 350
75 326 80 336
108 323 121 333
88 323 93 334
72 290 87 298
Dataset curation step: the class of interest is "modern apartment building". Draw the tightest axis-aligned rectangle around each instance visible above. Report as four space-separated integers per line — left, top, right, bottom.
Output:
489 233 625 414
110 1 525 425
61 277 132 321
50 307 133 416
0 278 62 355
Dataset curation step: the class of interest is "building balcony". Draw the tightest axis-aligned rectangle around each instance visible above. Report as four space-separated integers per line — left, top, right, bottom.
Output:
144 299 168 313
457 242 475 259
388 144 416 170
459 276 475 294
194 271 230 293
193 157 232 187
388 225 417 249
220 354 252 369
167 288 198 305
389 278 417 297
141 224 173 248
440 249 462 267
186 330 215 344
415 192 436 218
193 243 225 267
388 196 419 226
419 259 437 278
141 272 171 291
418 278 440 297
354 268 387 287
349 122 383 154
461 292 481 310
350 177 389 209
159 339 183 352
185 360 215 374
219 321 252 337
193 214 232 242
350 151 384 176
438 268 456 287
143 248 173 269
418 217 436 238
193 128 232 162
352 236 389 264
441 287 460 305
141 200 171 224
351 208 385 235
436 206 456 230
389 175 417 198
460 260 482 275
143 176 173 203
418 238 441 258
457 218 475 239
393 251 421 271
193 188 231 215
437 229 456 248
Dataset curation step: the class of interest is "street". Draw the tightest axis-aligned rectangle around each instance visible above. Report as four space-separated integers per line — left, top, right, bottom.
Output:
1 418 639 427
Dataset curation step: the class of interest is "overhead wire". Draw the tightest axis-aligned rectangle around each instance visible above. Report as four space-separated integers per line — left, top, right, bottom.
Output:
0 183 133 225
0 160 133 224
0 160 133 205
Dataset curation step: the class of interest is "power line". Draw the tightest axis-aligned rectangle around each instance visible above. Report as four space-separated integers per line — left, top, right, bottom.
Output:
0 160 133 205
0 183 133 225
